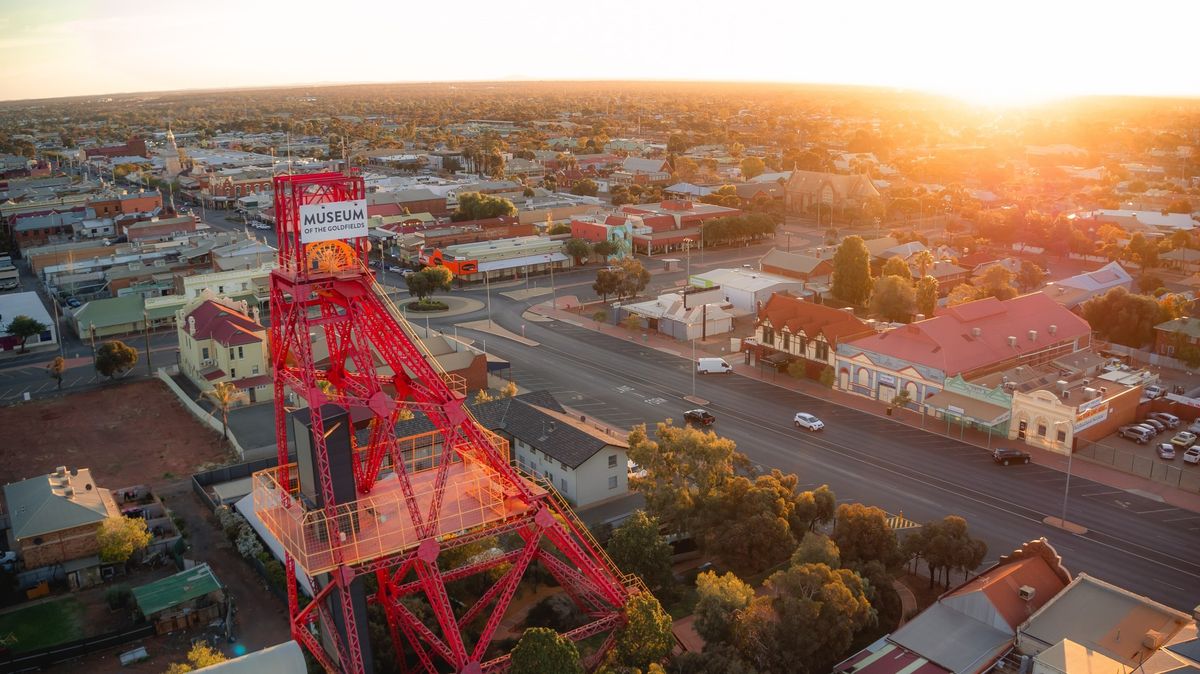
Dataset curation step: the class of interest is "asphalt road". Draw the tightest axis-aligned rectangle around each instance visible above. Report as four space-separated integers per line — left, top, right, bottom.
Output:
428 290 1200 612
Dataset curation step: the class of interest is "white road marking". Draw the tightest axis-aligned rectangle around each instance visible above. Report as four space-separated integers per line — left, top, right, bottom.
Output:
1133 507 1179 515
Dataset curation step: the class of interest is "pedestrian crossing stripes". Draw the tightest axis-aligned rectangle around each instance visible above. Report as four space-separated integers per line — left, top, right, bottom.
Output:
886 512 921 530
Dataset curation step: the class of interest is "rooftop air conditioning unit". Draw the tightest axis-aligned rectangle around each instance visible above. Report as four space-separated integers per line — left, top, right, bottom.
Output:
1048 324 1058 335
1008 336 1018 347
1018 585 1036 601
1028 330 1038 341
972 327 982 337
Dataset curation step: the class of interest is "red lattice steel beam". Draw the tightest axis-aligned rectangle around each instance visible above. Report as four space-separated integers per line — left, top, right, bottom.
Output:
262 172 632 673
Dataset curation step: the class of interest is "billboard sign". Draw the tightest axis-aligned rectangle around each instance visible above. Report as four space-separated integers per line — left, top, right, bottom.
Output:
299 199 368 243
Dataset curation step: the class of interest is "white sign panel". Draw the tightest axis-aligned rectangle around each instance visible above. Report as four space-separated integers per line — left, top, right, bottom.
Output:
1074 403 1110 433
298 199 368 243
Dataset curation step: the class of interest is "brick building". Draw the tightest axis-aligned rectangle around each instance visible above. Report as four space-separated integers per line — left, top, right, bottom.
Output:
84 136 149 159
3 466 119 569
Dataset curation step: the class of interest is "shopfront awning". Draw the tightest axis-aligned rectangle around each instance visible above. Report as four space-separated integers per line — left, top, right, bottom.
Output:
923 389 1011 426
478 252 568 273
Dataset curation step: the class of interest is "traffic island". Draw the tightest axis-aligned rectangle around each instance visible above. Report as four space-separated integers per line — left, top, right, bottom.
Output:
1043 516 1089 534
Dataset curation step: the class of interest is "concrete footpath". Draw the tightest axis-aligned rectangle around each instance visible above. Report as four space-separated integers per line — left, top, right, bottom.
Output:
528 297 1200 515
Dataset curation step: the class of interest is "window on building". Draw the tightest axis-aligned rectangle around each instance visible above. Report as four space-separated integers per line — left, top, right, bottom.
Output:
762 326 774 346
1056 429 1067 443
201 347 209 361
229 348 235 360
608 475 618 489
241 282 248 291
561 478 568 492
1037 423 1047 437
608 454 617 468
252 365 259 375
238 346 244 359
231 368 236 378
547 472 554 483
815 341 829 360
781 331 791 351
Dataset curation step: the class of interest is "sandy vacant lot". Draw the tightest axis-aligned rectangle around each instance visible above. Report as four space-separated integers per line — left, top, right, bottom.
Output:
0 379 233 489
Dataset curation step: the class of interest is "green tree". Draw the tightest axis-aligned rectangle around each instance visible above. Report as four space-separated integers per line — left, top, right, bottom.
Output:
737 563 875 674
1126 232 1159 269
509 627 583 674
593 269 620 304
1017 261 1047 291
4 315 48 353
406 266 453 301
1081 286 1167 347
450 192 517 221
790 531 841 568
1159 293 1191 320
97 516 152 563
831 503 900 569
693 570 755 645
915 275 939 318
905 516 988 588
570 178 598 196
673 156 700 182
606 511 675 596
616 258 651 299
164 643 227 673
548 223 572 235
47 356 66 390
832 236 873 306
611 592 674 671
699 471 804 575
880 256 912 281
974 264 1019 301
592 238 622 259
563 238 591 264
626 420 746 536
740 156 766 180
95 340 138 378
869 275 916 323
201 381 246 440
819 366 836 388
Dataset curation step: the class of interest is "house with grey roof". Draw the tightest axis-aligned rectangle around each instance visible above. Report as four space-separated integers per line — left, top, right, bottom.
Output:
3 466 118 572
393 392 630 507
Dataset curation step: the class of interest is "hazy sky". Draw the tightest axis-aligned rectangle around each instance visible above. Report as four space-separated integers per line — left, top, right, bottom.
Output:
2 0 1196 104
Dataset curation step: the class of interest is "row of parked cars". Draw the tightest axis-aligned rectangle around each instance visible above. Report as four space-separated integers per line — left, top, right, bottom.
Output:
1117 412 1200 463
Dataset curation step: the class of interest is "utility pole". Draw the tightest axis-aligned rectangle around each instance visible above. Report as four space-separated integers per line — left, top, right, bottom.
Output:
547 254 557 309
143 310 153 376
89 324 97 371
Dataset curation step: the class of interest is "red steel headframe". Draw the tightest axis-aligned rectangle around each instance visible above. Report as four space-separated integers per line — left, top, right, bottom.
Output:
265 172 636 674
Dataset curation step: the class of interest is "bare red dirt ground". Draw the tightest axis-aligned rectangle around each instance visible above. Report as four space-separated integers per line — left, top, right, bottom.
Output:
0 379 233 489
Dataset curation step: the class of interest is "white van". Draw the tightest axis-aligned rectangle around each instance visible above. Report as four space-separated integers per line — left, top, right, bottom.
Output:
697 357 733 375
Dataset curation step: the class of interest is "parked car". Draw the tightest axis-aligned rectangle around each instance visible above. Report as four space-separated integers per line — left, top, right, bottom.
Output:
1149 412 1180 429
1119 425 1154 444
1157 443 1177 460
1143 385 1167 400
1188 419 1200 435
992 447 1031 466
387 265 404 273
1170 431 1197 450
683 409 715 426
0 550 15 571
1138 418 1166 434
696 357 734 374
1184 447 1200 465
794 412 824 431
65 297 82 308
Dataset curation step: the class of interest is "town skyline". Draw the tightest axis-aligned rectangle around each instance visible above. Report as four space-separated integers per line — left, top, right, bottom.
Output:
3 0 1199 104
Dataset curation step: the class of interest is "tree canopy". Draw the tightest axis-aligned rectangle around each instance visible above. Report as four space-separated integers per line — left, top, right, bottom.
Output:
831 503 900 569
869 275 916 323
880 256 912 281
915 275 939 319
406 266 454 301
611 592 675 671
95 340 138 378
97 516 152 563
450 192 517 221
606 510 675 597
740 156 766 180
509 627 583 674
1081 286 1166 347
4 315 48 353
832 236 873 306
693 570 755 645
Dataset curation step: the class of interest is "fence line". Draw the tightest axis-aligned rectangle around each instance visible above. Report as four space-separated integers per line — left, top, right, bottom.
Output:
1076 440 1200 493
156 369 247 458
0 623 156 672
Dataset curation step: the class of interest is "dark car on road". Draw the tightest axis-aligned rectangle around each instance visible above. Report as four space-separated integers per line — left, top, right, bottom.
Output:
992 447 1031 466
684 409 715 426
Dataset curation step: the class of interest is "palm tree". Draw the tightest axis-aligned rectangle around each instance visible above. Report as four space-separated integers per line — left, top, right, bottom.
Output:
912 250 935 278
201 381 246 440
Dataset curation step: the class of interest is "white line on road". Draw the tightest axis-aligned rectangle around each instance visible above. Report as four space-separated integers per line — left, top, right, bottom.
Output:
1081 490 1124 496
1133 507 1179 515
34 382 51 392
1162 515 1200 522
67 376 83 386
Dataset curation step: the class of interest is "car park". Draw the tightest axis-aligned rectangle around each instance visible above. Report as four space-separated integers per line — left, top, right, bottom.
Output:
1188 419 1200 435
683 409 715 426
1184 447 1200 465
1149 412 1180 429
1157 443 1177 460
992 447 1031 466
1142 385 1166 400
1170 431 1197 450
794 412 824 431
1138 418 1166 434
1119 425 1153 444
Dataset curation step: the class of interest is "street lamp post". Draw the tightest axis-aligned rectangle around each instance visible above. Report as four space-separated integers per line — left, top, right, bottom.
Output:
682 238 692 280
485 270 492 327
691 338 697 397
1057 421 1074 527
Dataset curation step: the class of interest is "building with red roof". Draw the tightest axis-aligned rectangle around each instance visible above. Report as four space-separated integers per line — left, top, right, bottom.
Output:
748 293 874 378
835 539 1071 674
176 293 271 401
618 201 742 256
835 292 1092 405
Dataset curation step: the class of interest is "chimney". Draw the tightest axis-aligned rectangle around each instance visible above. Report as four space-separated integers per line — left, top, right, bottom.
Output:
1028 329 1038 341
1057 379 1069 393
972 327 982 337
1018 585 1036 601
62 486 74 498
1048 324 1058 335
1007 336 1018 347
55 466 67 477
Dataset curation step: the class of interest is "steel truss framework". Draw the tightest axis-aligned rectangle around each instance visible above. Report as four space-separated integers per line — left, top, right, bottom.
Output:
260 173 635 674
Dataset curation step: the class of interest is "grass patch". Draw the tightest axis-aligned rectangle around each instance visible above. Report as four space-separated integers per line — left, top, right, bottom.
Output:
406 300 448 312
0 596 86 652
